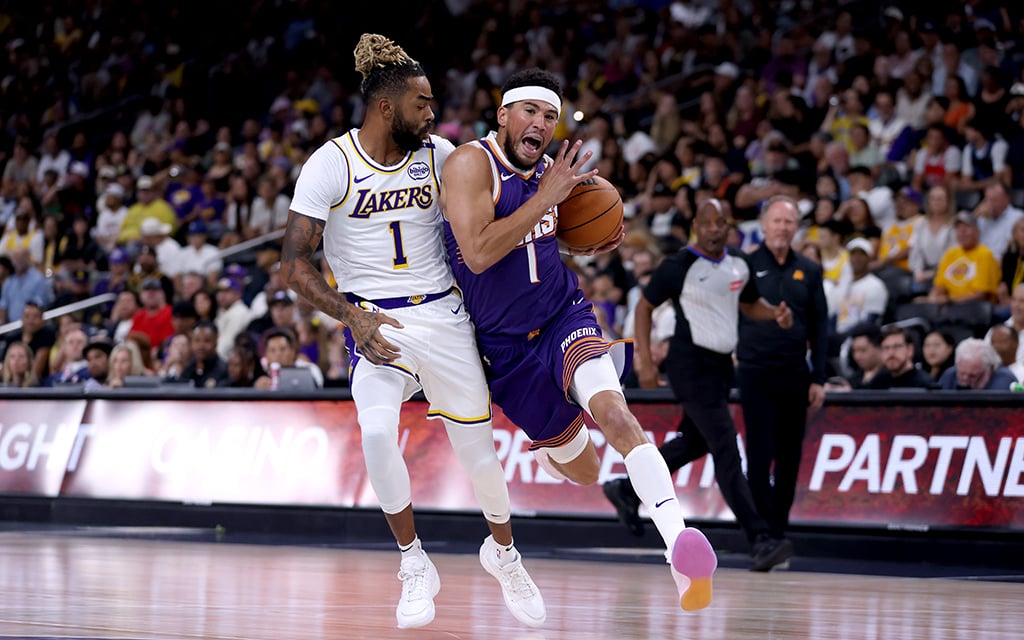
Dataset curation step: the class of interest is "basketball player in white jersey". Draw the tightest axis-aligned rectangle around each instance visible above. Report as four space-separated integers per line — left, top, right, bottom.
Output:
280 34 544 630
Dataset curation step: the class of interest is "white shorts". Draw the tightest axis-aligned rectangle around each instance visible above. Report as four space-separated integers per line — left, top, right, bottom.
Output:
349 291 491 425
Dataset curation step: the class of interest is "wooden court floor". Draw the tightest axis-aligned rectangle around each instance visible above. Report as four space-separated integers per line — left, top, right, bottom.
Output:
0 530 1021 640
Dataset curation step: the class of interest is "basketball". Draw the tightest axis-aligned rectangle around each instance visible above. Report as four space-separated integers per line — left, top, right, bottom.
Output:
556 176 624 252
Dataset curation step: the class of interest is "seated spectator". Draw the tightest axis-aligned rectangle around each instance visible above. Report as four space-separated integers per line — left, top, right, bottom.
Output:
1 341 39 387
158 333 191 380
938 338 1017 390
93 183 128 253
922 329 957 381
246 175 290 239
214 277 251 360
998 219 1024 307
908 185 956 293
2 299 55 380
865 326 935 389
911 124 960 193
137 217 182 277
107 342 148 388
876 187 922 272
177 322 228 388
43 327 89 386
818 219 852 294
973 183 1024 261
81 339 113 388
254 327 323 389
835 238 888 335
0 247 51 324
125 245 174 300
957 119 1009 210
218 345 258 388
129 278 175 354
0 207 43 265
125 331 157 374
828 324 884 390
246 289 297 337
987 324 1024 383
926 213 999 304
93 247 132 301
173 220 222 286
190 288 217 323
118 176 176 243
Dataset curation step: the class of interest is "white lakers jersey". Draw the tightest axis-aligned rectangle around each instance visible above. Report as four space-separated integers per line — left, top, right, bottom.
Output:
290 130 454 299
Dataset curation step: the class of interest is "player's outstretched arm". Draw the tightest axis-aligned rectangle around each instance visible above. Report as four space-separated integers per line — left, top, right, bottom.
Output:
280 211 402 365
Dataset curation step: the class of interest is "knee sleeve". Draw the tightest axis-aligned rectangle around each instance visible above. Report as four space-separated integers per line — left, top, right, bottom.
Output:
445 420 511 524
569 354 624 415
359 405 412 515
547 425 591 464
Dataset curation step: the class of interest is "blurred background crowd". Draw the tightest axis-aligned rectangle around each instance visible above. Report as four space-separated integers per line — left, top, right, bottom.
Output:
2 0 1024 391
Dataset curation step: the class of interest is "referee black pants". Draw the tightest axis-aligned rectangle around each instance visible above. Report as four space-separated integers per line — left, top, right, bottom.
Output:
737 364 810 538
660 348 770 543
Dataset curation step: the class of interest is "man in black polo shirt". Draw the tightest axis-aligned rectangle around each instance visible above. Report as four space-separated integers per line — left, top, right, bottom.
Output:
738 196 828 553
865 325 935 389
603 199 795 571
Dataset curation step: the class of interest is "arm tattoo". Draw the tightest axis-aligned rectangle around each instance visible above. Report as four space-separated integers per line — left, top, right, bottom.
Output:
281 212 357 325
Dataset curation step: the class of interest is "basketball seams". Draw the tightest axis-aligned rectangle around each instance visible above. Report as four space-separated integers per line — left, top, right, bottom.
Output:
557 176 623 250
556 201 619 231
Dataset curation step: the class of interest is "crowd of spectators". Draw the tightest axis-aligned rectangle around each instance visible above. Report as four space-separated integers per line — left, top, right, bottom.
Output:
1 0 1024 391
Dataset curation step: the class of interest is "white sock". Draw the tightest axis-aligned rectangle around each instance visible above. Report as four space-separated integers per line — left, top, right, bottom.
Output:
494 537 518 567
399 536 423 560
624 443 685 551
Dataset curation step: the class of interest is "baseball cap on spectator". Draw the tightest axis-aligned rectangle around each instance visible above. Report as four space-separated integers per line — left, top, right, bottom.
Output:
714 62 739 79
1011 83 1024 97
223 263 248 280
270 96 292 113
216 277 242 293
109 247 130 265
99 165 117 179
622 132 658 165
137 175 155 190
141 277 163 291
105 183 125 199
71 268 90 284
187 220 207 235
898 186 923 208
139 217 171 236
214 141 232 153
846 238 874 257
69 161 90 178
973 18 995 33
269 290 295 306
882 7 903 22
954 211 979 228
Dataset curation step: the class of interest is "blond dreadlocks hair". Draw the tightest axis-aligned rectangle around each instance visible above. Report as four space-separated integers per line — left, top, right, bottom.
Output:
353 33 424 100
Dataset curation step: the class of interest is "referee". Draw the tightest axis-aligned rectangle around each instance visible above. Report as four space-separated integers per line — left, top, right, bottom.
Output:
603 199 794 572
738 196 828 550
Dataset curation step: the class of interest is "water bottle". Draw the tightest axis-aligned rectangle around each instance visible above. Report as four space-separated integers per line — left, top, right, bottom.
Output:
270 362 281 390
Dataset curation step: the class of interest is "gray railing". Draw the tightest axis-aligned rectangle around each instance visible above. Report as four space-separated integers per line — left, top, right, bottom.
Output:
0 293 116 337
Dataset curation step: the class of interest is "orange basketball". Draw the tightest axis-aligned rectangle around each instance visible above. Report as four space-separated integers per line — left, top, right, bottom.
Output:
556 176 624 252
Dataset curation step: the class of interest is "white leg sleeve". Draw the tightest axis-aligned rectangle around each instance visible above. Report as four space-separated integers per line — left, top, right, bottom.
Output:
444 420 511 524
353 370 412 515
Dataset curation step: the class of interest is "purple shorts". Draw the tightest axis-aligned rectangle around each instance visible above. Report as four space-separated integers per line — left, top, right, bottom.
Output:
478 296 629 449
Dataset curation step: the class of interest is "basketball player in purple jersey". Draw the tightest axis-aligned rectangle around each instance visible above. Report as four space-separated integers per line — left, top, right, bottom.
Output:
441 68 718 611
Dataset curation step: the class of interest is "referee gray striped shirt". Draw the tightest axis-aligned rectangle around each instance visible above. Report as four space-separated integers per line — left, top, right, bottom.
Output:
643 246 760 354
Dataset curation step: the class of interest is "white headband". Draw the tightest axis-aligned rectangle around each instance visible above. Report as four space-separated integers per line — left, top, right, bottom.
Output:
501 86 561 116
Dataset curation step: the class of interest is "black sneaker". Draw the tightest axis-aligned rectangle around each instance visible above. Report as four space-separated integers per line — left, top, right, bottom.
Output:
749 535 793 572
602 478 644 537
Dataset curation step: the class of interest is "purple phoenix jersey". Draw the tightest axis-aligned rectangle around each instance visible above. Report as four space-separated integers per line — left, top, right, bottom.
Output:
443 134 579 344
444 134 626 448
